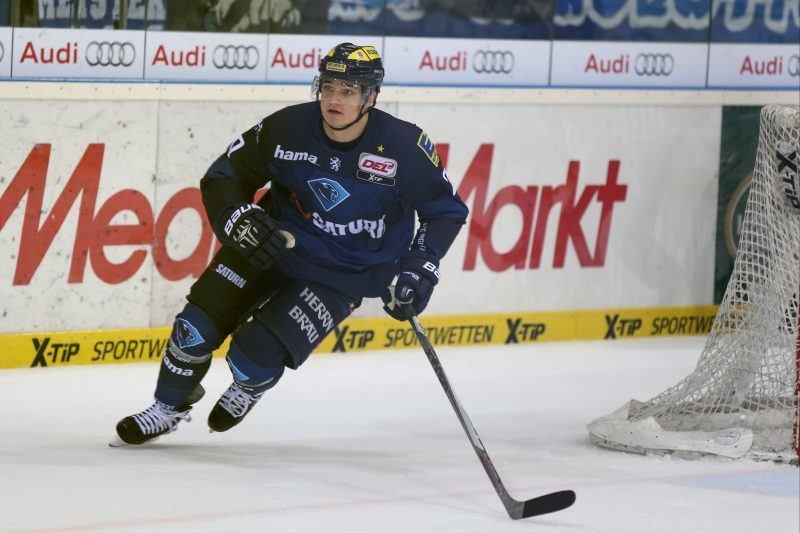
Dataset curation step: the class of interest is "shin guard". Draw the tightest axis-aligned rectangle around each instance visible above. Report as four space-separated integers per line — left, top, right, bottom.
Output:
155 304 223 408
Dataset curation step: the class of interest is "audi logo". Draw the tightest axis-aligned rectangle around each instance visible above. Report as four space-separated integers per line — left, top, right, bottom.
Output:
634 53 674 76
213 45 259 70
789 55 799 77
85 41 136 67
472 50 514 74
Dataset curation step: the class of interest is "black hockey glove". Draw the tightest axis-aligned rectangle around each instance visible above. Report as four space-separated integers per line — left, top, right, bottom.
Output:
218 204 291 270
381 249 441 321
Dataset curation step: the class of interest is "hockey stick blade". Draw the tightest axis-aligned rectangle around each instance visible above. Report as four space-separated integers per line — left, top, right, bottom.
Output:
406 310 575 520
511 490 576 519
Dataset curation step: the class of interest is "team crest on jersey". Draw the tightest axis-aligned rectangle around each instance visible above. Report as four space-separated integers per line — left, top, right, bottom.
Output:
417 132 440 167
329 157 341 171
175 318 204 349
308 178 350 212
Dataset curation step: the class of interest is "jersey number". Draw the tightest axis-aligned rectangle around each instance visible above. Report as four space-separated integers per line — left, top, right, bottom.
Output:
442 169 456 196
227 135 245 157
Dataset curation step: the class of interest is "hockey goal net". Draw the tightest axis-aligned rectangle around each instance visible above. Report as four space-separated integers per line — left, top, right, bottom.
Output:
588 104 800 463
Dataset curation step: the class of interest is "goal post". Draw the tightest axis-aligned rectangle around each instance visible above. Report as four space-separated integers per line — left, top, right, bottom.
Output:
587 104 800 463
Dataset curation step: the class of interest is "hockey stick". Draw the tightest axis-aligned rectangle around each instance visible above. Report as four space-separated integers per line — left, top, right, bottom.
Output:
406 310 576 519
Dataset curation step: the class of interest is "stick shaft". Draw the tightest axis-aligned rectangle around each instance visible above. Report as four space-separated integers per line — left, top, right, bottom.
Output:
408 315 519 513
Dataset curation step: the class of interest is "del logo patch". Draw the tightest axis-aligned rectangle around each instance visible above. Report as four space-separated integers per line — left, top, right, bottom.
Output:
417 131 440 167
308 177 350 212
358 153 398 177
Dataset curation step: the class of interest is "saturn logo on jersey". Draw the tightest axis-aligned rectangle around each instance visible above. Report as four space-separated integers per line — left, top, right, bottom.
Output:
308 177 350 211
312 212 387 238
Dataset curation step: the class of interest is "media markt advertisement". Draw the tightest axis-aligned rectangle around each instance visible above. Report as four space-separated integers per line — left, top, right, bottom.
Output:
714 106 761 303
550 41 708 88
266 34 383 83
0 27 11 78
12 27 145 79
382 36 550 86
144 31 268 82
0 99 723 370
396 103 720 315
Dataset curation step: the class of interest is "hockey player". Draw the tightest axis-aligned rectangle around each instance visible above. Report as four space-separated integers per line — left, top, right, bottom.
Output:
114 43 469 445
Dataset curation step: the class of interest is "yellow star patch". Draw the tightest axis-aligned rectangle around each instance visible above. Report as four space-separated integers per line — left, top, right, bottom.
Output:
377 145 384 153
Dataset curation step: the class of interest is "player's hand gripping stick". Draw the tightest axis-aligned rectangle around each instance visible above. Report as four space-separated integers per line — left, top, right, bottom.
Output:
381 250 440 320
220 204 295 269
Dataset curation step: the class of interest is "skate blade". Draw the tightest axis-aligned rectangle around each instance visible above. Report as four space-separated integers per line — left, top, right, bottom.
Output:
108 436 159 447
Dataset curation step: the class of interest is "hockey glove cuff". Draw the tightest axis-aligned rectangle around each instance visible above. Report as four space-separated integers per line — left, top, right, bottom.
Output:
217 204 291 270
381 250 441 321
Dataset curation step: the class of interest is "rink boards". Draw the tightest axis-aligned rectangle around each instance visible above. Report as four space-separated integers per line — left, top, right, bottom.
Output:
0 304 716 368
1 83 795 369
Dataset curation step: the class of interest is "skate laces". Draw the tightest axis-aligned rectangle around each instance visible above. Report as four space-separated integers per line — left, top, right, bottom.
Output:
219 383 263 418
132 401 192 435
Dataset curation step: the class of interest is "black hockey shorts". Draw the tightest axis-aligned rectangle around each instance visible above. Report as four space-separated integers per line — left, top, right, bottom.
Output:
187 246 359 370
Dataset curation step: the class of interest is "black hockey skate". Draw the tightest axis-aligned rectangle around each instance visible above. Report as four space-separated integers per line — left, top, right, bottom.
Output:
112 385 205 446
208 382 265 432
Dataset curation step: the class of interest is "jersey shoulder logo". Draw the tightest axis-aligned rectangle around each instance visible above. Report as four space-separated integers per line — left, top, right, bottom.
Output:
308 177 350 212
416 131 440 167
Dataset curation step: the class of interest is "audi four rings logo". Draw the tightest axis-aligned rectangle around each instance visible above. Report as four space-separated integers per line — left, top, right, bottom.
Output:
213 45 259 69
85 41 136 67
634 53 674 76
789 55 800 77
472 50 515 74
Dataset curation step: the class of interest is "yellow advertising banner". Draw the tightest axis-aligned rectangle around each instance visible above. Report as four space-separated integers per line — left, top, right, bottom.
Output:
0 305 717 369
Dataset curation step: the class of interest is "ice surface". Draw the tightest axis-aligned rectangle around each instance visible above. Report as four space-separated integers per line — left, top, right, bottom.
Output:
1 337 797 532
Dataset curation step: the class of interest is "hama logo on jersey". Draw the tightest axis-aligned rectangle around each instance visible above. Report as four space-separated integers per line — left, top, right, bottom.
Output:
175 318 204 349
358 153 397 177
417 132 440 167
308 177 350 211
274 144 318 164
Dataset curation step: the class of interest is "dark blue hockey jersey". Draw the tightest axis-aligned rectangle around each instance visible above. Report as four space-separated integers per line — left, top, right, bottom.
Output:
202 101 468 299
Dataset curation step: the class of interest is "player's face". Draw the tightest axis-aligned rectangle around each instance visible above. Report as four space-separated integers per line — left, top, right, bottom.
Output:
319 78 372 128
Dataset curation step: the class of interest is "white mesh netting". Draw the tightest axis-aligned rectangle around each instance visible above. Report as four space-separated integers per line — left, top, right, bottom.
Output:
588 104 800 462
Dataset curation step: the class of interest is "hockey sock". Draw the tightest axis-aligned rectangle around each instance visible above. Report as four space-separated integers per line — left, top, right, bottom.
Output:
226 341 285 395
155 304 223 408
